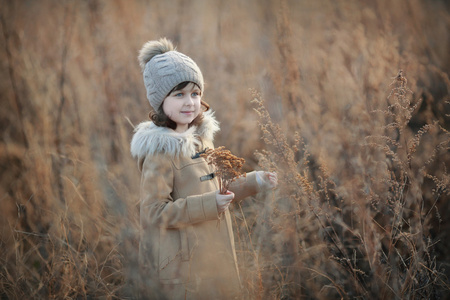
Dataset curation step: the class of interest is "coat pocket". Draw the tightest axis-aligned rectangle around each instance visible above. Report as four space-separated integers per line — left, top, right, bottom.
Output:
158 227 190 280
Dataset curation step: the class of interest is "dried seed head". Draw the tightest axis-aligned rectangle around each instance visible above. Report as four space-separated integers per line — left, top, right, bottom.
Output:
201 146 246 194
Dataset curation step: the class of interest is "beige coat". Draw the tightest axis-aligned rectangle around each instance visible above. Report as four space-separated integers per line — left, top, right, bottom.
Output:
131 111 260 299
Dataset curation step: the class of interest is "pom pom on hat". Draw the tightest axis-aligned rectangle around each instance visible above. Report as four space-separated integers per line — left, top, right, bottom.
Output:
138 38 204 111
138 38 174 71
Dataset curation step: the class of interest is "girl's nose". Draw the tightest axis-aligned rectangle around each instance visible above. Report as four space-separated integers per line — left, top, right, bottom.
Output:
186 95 194 105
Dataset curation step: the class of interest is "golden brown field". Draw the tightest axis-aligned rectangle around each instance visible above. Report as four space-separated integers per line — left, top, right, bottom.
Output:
1 0 449 299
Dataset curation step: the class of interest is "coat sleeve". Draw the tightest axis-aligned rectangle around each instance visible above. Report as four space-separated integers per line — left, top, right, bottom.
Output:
228 171 260 202
140 154 219 229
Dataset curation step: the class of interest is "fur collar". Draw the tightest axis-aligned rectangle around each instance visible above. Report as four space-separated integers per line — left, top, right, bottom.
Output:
130 110 219 162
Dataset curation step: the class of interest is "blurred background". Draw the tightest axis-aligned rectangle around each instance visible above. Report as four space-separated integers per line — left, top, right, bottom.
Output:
1 0 449 298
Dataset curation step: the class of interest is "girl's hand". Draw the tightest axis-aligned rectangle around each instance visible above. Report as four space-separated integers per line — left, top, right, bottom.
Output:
216 190 235 213
256 171 278 190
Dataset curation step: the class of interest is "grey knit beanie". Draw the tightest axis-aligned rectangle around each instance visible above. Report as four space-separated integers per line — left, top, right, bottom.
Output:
138 38 204 111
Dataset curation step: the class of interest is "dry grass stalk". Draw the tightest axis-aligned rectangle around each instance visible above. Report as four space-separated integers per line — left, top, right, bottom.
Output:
249 69 450 299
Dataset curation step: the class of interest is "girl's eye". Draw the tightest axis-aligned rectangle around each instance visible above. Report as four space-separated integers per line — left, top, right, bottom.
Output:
192 92 200 97
175 93 183 97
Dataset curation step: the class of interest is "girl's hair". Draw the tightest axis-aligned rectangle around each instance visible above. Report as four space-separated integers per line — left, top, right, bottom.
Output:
149 81 210 130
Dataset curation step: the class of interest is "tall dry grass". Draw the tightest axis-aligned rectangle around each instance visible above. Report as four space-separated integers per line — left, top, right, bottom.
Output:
241 71 449 298
1 0 449 299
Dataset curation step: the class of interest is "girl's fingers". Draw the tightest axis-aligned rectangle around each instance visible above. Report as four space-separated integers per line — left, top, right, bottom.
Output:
267 172 277 179
256 171 278 190
266 172 278 188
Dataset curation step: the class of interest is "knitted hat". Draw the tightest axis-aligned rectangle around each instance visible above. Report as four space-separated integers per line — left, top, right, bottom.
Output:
138 38 204 111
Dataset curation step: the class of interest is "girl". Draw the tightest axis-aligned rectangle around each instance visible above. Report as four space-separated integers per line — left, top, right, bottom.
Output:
131 38 277 299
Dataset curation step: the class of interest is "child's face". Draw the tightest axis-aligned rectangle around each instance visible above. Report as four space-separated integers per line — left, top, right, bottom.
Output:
163 82 202 133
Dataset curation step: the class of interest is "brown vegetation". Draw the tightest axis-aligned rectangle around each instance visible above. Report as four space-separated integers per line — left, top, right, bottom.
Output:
1 0 449 299
201 146 246 195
